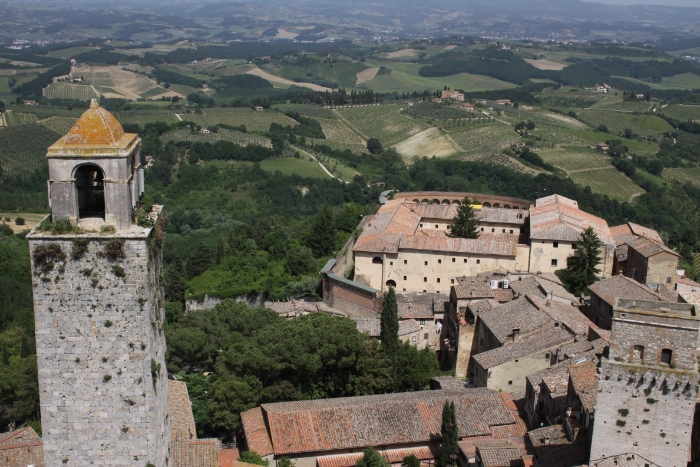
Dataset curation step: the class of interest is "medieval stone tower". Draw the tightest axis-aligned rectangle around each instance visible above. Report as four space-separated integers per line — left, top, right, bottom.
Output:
27 100 170 466
589 298 700 467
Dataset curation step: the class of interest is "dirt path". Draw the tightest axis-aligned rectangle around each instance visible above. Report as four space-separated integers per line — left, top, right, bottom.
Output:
332 109 368 141
296 146 348 183
246 67 333 92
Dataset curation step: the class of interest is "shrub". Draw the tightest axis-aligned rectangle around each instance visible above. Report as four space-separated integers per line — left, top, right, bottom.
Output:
100 225 116 234
33 243 66 273
134 195 155 228
0 223 12 236
81 268 93 277
646 398 658 404
112 265 126 277
40 216 82 235
151 359 161 385
643 388 652 396
660 432 666 438
14 217 25 226
238 451 270 467
105 239 125 259
72 239 90 260
103 374 112 382
104 320 113 328
642 419 650 424
618 408 629 417
616 419 626 427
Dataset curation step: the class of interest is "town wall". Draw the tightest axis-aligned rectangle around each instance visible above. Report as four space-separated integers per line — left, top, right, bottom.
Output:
29 230 170 467
590 361 698 467
323 274 382 318
392 192 531 209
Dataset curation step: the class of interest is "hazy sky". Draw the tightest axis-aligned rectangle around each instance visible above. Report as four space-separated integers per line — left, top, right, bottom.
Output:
584 0 700 6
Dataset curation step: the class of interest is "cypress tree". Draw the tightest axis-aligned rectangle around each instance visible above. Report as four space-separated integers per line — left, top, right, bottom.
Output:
380 287 400 360
308 205 336 257
440 401 459 467
556 227 602 295
448 197 479 239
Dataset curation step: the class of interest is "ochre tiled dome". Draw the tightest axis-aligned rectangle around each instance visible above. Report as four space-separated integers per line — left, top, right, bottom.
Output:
64 99 126 146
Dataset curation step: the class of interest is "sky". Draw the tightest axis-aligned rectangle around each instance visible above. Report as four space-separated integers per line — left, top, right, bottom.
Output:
584 0 700 6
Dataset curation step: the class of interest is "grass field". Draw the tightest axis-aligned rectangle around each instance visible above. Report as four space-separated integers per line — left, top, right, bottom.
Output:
115 112 179 126
4 112 38 126
44 82 98 101
260 156 329 179
663 167 700 186
393 127 460 159
577 110 673 136
334 105 428 146
161 128 272 147
0 124 60 176
0 77 10 94
0 213 47 233
185 109 298 132
569 167 644 201
587 96 652 112
46 46 98 59
39 116 77 135
357 61 517 93
660 105 700 121
272 104 335 119
611 73 700 91
561 128 658 155
537 146 611 171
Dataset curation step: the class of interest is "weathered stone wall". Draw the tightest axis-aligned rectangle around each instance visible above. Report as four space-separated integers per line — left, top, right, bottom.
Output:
609 310 700 369
29 230 170 467
626 248 678 287
323 277 381 318
590 361 698 467
185 292 266 312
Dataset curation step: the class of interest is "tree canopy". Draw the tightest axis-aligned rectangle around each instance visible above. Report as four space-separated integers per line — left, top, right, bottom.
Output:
440 401 459 467
448 197 479 239
356 447 390 467
556 227 602 296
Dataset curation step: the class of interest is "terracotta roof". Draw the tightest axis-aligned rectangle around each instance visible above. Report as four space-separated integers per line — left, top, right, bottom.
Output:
526 295 591 337
412 203 458 220
609 223 633 238
628 237 680 258
677 276 700 287
477 296 554 344
477 443 525 467
169 380 197 437
473 328 575 369
317 446 440 467
477 207 529 226
248 389 517 455
454 280 496 300
526 360 573 396
528 425 571 467
628 222 663 243
588 275 664 307
49 99 137 151
492 289 515 302
240 407 274 456
530 195 614 246
0 426 42 450
399 235 518 256
399 319 421 336
353 201 421 253
433 376 467 390
509 276 576 303
398 302 434 319
568 361 598 414
433 294 450 315
468 299 500 315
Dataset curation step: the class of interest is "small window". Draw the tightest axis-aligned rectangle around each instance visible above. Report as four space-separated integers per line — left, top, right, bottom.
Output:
452 258 455 262
412 336 416 342
372 257 383 264
390 261 393 266
403 288 406 291
404 260 407 264
420 223 423 228
403 276 407 280
424 277 427 282
545 353 550 360
502 229 506 233
491 228 495 232
451 279 454 284
420 320 425 325
554 322 560 327
661 349 673 365
423 290 426 293
425 261 428 266
481 228 484 232
424 333 429 340
508 381 513 385
572 244 576 249
553 242 559 248
435 224 438 229
438 259 442 264
464 259 467 263
437 278 441 283
633 345 644 361
477 259 480 264
510 229 514 234
551 259 558 267
515 360 519 363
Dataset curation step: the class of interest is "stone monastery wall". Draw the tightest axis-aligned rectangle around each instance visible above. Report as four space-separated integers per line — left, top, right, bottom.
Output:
29 233 170 467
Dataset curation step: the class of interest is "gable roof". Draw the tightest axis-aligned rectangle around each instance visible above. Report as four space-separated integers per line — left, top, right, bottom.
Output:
317 446 441 467
240 407 274 457
0 426 42 450
476 443 525 467
169 380 197 437
353 201 421 254
528 425 571 467
245 389 517 456
473 328 575 369
398 301 434 319
477 207 529 226
477 296 554 344
454 280 496 300
530 195 613 246
628 237 680 258
526 294 591 337
399 235 518 256
568 361 598 414
588 275 664 306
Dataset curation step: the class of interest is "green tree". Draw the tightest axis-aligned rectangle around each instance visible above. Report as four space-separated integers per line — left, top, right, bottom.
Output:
402 455 420 467
278 457 295 467
366 137 383 154
440 401 459 467
165 257 186 303
556 227 602 296
14 217 24 226
380 288 400 361
178 372 213 437
395 342 440 392
0 100 5 114
356 447 389 467
209 375 262 432
284 245 317 276
239 451 270 467
166 327 211 372
307 205 335 257
448 197 479 239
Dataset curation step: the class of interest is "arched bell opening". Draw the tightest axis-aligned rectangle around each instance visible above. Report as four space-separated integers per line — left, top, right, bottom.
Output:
75 164 105 220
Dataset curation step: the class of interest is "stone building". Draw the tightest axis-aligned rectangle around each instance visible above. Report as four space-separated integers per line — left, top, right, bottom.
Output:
586 274 665 329
27 100 171 466
589 298 700 467
609 222 665 275
624 238 680 287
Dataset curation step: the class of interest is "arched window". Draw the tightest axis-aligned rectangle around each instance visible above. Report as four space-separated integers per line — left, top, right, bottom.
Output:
482 202 491 208
503 204 511 209
493 203 501 208
75 164 105 220
441 199 450 205
633 345 644 361
661 349 673 365
452 200 461 205
372 257 383 264
386 280 396 288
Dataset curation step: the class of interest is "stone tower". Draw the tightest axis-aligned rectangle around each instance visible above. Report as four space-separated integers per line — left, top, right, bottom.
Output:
589 298 700 467
27 100 170 467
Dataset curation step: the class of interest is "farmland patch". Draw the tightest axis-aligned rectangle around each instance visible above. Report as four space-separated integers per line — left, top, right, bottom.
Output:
393 128 460 159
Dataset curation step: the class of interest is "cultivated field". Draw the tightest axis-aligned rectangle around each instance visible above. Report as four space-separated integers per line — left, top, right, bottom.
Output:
4 112 38 127
334 105 428 146
260 156 329 179
246 67 333 92
385 49 418 58
537 146 611 172
569 167 644 201
523 59 567 70
272 105 335 118
317 117 365 146
0 213 47 233
194 109 299 132
161 128 272 147
0 124 61 176
39 116 77 135
117 112 180 126
356 67 379 84
44 82 98 101
71 65 177 100
450 124 520 157
661 105 700 121
663 167 700 186
393 128 460 159
577 110 673 136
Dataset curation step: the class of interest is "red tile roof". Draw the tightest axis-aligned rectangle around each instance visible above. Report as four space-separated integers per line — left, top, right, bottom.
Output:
477 296 554 344
399 235 518 256
398 302 434 319
317 446 440 467
530 195 613 246
473 328 575 369
628 237 680 258
477 442 525 467
240 407 274 456
588 275 664 307
245 389 517 455
0 426 42 450
568 361 598 414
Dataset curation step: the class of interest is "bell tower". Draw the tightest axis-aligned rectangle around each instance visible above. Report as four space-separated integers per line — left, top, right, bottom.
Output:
47 99 144 230
28 100 170 467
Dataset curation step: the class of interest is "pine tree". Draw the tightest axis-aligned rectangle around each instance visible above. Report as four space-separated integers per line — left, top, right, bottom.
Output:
380 287 400 361
448 197 479 239
556 227 602 296
308 205 335 257
440 401 459 467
